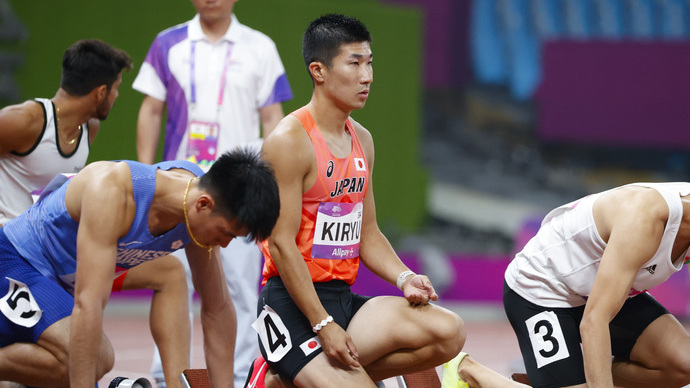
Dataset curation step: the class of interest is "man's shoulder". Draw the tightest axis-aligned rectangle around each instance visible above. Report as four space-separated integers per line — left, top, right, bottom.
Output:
0 99 44 125
348 117 372 139
234 20 278 48
265 114 309 150
152 20 192 48
272 114 303 137
2 98 42 112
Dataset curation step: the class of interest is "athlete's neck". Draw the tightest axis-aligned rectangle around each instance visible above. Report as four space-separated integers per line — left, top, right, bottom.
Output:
306 98 352 136
200 15 232 43
51 91 93 134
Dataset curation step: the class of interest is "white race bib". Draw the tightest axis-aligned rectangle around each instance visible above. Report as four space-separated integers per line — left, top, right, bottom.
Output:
525 311 570 368
312 202 363 260
252 305 292 362
0 278 42 328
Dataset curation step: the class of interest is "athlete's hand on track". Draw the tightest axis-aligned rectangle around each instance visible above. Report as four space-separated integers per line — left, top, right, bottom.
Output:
317 322 361 368
402 275 438 306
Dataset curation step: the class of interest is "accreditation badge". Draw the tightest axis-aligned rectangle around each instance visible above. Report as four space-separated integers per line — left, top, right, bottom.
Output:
186 120 220 170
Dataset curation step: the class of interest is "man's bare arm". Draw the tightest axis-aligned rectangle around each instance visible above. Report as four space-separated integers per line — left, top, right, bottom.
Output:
136 95 165 164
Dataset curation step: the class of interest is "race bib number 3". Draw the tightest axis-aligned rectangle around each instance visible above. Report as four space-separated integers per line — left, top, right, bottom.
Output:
252 305 292 362
525 311 570 368
0 278 42 328
312 202 363 260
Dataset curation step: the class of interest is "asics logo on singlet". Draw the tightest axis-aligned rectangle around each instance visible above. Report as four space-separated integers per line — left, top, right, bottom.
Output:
644 264 657 274
330 177 365 197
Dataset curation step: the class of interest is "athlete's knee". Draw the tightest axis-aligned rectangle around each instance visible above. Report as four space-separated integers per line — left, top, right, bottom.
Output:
161 257 188 289
95 335 115 380
149 256 188 291
33 322 71 385
662 351 690 386
433 310 466 359
48 349 70 386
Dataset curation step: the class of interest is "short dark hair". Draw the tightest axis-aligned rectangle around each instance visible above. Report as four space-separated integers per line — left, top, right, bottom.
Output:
199 148 280 243
60 39 133 96
302 14 371 74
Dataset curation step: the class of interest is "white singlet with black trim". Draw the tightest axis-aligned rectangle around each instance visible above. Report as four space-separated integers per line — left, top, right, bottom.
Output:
505 182 690 308
0 98 89 224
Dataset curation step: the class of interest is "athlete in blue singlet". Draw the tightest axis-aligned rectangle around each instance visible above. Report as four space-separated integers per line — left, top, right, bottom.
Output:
0 149 279 388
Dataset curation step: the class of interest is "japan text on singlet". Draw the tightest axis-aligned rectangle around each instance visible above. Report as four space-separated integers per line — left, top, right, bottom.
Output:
260 107 369 285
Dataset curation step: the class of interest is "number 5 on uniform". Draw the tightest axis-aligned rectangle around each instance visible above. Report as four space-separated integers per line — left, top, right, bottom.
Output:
1 278 42 328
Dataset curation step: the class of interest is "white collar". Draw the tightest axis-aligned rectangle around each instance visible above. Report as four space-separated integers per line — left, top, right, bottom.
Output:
188 13 241 43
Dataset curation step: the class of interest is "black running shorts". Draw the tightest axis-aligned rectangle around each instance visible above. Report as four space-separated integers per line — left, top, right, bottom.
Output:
503 281 668 388
255 277 371 382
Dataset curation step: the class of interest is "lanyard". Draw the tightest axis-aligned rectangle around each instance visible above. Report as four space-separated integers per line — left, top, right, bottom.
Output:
189 40 234 110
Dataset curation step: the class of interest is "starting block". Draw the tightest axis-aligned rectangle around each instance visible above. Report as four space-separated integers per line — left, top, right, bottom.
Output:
179 369 210 388
511 372 530 385
179 367 442 388
399 367 442 388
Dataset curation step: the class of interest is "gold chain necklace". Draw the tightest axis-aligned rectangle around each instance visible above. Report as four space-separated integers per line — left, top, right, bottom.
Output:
55 106 82 145
183 177 213 254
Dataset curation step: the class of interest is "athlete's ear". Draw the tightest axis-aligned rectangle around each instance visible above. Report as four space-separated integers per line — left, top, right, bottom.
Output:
197 194 215 212
94 84 108 104
309 62 326 83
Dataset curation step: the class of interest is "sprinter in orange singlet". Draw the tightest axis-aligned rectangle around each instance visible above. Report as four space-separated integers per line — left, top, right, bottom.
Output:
244 14 529 388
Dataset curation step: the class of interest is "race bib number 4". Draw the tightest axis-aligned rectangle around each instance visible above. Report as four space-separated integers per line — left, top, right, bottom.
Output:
525 311 570 368
252 305 292 362
0 278 42 328
312 202 363 260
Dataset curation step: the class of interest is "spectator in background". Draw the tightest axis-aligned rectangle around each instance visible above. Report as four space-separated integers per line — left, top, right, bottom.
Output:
132 0 292 386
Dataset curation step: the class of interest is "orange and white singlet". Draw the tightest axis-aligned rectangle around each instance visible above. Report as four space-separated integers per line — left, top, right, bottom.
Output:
261 107 369 285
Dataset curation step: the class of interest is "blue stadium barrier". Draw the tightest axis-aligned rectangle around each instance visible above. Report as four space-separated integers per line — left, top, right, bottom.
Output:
531 0 567 38
658 0 688 39
593 0 626 38
470 0 510 84
500 0 541 100
468 0 690 101
563 0 597 38
628 0 659 38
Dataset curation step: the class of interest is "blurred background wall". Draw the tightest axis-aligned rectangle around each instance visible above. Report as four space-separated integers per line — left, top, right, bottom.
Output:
3 0 427 231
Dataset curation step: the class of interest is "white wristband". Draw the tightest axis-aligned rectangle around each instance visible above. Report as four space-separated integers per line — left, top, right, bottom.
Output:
312 315 334 333
396 270 416 290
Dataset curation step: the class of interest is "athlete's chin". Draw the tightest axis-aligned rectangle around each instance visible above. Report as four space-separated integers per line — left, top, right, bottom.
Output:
351 100 368 110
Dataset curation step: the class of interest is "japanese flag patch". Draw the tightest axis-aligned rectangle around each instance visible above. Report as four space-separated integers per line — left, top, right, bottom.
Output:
300 336 321 356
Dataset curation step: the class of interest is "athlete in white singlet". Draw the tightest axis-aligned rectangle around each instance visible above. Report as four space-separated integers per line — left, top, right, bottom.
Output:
505 182 690 388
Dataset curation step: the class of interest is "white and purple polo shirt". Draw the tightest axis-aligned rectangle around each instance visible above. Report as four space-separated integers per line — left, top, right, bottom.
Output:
133 13 293 161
